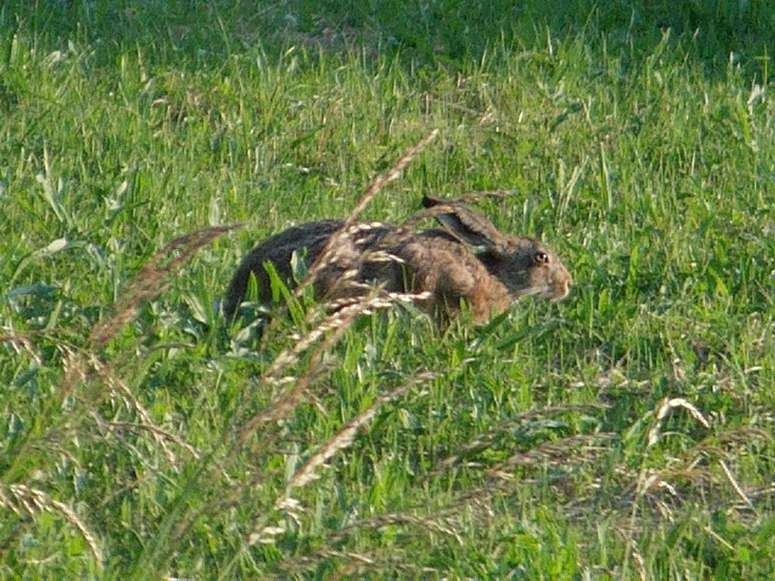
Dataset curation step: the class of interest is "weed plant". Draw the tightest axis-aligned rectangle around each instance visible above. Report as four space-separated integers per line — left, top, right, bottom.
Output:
1 0 774 578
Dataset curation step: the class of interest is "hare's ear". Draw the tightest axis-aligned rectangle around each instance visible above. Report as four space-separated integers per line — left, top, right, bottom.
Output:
422 194 507 249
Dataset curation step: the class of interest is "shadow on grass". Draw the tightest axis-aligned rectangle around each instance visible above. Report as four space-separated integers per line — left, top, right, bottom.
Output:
3 0 774 78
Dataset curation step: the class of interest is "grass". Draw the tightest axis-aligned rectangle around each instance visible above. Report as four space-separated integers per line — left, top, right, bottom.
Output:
1 0 775 578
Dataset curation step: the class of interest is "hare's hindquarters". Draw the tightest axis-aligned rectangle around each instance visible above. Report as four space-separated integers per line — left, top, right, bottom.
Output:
222 219 343 319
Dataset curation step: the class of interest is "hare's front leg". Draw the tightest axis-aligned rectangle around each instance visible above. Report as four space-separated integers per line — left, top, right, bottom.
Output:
399 243 486 320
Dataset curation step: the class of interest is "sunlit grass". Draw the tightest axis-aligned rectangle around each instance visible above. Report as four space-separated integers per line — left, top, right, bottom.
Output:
1 0 774 578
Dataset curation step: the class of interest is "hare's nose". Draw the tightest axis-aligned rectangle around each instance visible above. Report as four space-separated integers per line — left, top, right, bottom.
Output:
553 279 572 300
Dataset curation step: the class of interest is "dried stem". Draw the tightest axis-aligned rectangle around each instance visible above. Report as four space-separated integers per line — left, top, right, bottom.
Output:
0 484 103 569
90 223 241 349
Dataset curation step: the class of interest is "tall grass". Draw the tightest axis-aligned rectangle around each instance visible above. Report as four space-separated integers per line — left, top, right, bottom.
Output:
1 0 774 578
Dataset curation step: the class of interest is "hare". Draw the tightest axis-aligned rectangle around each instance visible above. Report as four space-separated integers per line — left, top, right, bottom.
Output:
223 195 572 324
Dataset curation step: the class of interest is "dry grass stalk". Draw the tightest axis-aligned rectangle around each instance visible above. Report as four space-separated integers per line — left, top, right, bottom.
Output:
311 549 376 566
254 132 438 344
231 135 444 465
280 442 625 578
717 426 772 445
0 483 104 568
719 459 757 514
289 372 437 489
434 477 522 521
87 412 201 460
237 290 428 447
647 397 711 447
276 487 524 576
426 404 611 479
486 433 618 480
52 225 236 469
252 224 398 352
294 431 618 571
703 524 736 551
59 343 89 398
293 130 438 303
345 129 439 225
627 537 648 581
636 470 678 501
0 333 43 366
82 353 182 465
90 223 241 349
264 290 428 386
327 512 460 546
312 551 420 580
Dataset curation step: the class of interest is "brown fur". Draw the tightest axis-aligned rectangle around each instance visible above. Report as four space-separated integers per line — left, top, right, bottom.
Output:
223 196 572 323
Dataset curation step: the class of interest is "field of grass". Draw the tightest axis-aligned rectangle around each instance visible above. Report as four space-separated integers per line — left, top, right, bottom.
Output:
1 0 775 578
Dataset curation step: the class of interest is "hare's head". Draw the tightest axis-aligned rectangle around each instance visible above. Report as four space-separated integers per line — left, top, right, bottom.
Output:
422 194 572 302
480 236 572 301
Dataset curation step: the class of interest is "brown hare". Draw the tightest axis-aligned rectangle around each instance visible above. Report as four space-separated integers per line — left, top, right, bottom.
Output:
223 195 572 324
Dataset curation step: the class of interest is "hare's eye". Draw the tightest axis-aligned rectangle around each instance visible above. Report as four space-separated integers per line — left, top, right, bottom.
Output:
535 251 550 265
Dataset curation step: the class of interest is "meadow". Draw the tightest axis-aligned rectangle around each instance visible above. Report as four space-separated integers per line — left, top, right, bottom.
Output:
1 0 774 578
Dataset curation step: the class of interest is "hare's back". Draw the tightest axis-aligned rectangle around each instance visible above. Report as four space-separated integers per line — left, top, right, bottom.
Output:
223 220 343 317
